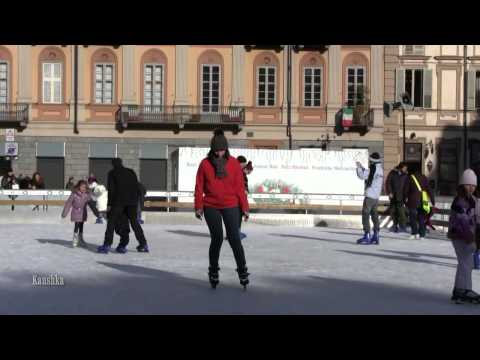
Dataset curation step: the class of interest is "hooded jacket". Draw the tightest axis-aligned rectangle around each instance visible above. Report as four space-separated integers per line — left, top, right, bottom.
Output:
62 190 92 223
356 162 384 200
89 182 108 212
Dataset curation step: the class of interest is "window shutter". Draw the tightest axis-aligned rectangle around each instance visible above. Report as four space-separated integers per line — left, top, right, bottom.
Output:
395 69 405 102
404 45 413 55
53 81 61 103
467 70 476 110
423 69 433 109
414 45 425 55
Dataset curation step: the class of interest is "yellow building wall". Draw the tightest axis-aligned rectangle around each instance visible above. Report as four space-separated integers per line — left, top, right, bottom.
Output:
187 46 233 107
83 46 123 105
134 45 176 106
31 45 72 103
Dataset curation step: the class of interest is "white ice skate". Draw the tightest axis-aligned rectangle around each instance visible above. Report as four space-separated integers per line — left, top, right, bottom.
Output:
72 233 79 248
78 234 87 248
409 234 420 240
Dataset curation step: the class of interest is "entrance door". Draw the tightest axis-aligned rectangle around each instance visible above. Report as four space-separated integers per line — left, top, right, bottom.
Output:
89 159 113 186
140 159 167 191
0 158 11 177
37 157 65 189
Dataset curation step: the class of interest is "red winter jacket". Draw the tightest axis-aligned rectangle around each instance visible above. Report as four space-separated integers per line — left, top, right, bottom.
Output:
195 156 249 213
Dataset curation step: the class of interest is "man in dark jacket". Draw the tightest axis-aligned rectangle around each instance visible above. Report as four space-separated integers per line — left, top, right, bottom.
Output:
137 182 147 225
403 166 435 240
385 162 408 232
98 158 149 254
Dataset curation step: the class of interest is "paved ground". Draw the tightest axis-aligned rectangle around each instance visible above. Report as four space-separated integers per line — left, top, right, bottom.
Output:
0 223 478 315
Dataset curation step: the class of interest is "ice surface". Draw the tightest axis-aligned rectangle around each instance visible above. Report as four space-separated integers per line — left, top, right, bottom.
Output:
0 223 478 315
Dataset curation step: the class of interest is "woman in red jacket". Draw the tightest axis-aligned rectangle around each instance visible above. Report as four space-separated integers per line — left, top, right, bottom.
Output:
195 129 250 290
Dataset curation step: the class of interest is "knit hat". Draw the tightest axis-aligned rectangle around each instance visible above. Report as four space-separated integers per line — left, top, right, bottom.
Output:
87 176 97 184
369 152 382 163
459 169 478 186
210 129 229 152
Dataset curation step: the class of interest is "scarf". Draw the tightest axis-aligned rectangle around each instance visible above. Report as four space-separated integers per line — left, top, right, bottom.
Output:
211 156 228 179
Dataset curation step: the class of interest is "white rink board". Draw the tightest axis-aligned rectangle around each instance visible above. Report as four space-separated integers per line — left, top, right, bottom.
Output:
177 147 369 200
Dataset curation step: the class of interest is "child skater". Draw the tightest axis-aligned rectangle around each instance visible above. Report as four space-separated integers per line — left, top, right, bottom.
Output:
448 169 480 304
62 180 91 248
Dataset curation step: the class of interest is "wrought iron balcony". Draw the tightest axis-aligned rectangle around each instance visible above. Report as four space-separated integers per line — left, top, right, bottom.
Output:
335 106 374 136
0 103 29 130
116 105 245 134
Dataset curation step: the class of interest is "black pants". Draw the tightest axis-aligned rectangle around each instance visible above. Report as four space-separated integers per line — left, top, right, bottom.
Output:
204 206 247 270
74 222 84 234
115 213 131 247
104 205 147 247
409 207 426 237
87 200 100 218
390 199 407 228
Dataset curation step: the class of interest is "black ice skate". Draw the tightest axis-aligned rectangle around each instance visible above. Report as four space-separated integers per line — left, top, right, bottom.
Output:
208 267 220 289
237 268 250 291
452 289 480 304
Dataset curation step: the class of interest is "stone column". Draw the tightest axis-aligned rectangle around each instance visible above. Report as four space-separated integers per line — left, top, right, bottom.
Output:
17 45 32 103
17 45 33 123
327 45 342 125
122 45 136 105
175 45 189 105
232 45 245 106
370 45 384 127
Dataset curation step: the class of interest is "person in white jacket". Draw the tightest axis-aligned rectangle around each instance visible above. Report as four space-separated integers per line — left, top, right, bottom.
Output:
87 177 108 224
356 152 384 245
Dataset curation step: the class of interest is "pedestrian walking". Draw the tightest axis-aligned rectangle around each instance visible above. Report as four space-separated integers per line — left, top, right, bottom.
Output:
385 162 408 233
403 166 435 240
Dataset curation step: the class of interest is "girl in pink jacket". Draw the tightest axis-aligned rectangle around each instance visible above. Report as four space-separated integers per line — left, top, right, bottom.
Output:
62 180 91 248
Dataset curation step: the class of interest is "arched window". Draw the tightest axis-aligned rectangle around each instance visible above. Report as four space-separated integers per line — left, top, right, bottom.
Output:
300 53 325 107
141 49 167 109
254 52 279 107
343 52 369 107
0 46 12 104
198 50 223 113
39 47 66 104
92 48 117 105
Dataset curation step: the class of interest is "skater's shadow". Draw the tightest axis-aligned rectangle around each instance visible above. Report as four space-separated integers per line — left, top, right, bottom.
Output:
380 249 456 261
36 238 98 254
166 230 210 238
322 230 448 242
335 250 456 268
269 233 354 245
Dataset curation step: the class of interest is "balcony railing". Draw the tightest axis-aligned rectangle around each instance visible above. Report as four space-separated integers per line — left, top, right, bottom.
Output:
116 105 245 133
335 106 374 136
0 103 29 129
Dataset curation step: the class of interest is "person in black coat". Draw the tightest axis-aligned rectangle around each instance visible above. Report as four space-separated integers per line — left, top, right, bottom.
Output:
385 162 408 232
137 182 147 224
97 158 148 254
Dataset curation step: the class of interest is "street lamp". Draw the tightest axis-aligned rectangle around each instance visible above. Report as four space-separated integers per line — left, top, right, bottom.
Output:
384 93 413 162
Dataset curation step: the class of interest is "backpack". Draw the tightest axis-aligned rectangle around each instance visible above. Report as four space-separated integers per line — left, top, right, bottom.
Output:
411 175 431 213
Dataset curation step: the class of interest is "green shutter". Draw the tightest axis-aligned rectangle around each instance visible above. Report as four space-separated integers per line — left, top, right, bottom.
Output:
467 70 476 110
395 69 405 103
423 69 433 109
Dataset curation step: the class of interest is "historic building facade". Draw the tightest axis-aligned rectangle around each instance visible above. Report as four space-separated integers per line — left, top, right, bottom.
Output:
0 45 384 191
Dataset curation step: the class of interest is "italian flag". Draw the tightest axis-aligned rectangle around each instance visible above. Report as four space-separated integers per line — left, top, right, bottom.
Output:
342 108 353 129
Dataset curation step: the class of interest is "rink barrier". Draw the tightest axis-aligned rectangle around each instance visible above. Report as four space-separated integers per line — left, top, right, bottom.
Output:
0 190 453 229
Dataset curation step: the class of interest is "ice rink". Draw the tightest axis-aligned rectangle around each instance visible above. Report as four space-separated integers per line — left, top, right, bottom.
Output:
0 222 478 315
